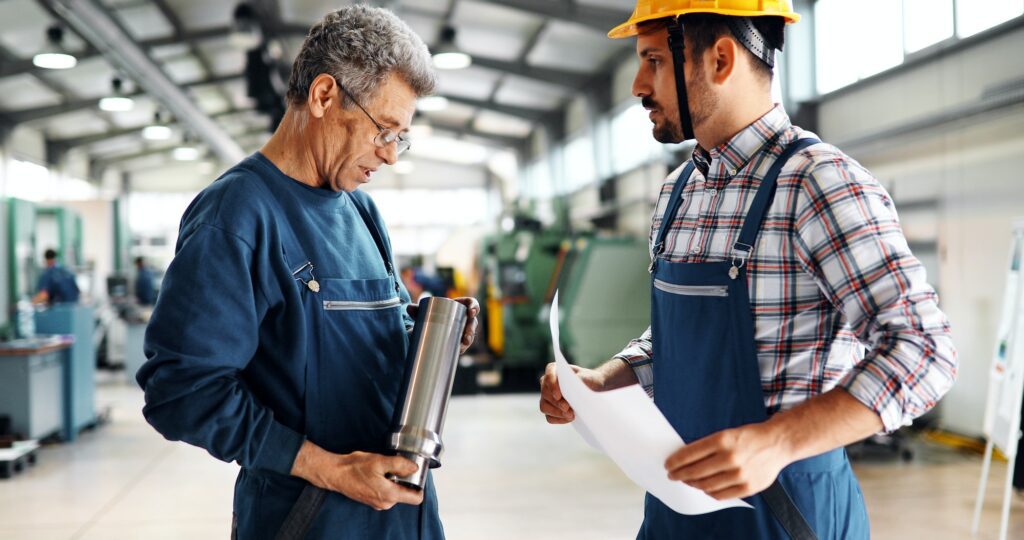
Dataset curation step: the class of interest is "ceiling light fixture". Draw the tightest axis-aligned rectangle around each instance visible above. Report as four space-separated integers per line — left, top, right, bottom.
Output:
230 3 263 50
33 25 77 70
142 111 172 140
173 146 200 161
417 96 449 112
98 77 134 112
142 125 172 140
432 26 471 70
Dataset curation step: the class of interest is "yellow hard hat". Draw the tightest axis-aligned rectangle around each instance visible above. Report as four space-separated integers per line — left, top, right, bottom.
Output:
608 0 801 39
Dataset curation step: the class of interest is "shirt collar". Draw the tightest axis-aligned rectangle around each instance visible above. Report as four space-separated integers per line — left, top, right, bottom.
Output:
692 105 791 185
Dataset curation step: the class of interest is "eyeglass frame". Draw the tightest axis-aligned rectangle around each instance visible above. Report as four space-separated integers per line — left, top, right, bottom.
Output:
336 81 411 155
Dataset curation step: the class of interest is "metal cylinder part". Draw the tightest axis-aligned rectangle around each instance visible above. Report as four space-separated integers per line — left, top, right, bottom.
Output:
387 296 468 490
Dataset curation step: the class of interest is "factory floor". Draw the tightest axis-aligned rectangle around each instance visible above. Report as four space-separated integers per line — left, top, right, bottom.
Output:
0 380 1021 540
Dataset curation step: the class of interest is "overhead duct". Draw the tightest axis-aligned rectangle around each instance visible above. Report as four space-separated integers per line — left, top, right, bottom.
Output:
45 0 245 163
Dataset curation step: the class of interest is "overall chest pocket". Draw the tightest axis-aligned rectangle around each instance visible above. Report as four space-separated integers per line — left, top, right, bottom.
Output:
312 277 409 453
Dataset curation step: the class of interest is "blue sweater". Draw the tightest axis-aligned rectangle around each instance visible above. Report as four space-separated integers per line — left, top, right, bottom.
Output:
138 153 413 476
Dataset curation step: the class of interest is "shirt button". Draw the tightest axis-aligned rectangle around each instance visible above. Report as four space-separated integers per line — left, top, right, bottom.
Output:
730 168 738 176
690 247 702 254
707 188 717 197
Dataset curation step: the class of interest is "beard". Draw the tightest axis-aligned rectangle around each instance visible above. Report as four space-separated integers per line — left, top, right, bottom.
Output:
687 70 717 137
645 95 684 143
645 64 718 144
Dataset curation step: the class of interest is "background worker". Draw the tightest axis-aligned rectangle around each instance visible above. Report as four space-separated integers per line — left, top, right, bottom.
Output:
138 6 477 538
134 256 155 306
539 1 958 538
33 248 80 305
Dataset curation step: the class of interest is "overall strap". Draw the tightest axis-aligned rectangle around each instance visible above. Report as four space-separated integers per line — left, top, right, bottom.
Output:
730 137 821 265
732 135 822 540
348 193 400 294
650 162 696 273
274 484 327 540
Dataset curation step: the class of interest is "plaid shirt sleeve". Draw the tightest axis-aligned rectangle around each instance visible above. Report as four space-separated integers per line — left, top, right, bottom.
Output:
613 326 655 397
792 153 958 433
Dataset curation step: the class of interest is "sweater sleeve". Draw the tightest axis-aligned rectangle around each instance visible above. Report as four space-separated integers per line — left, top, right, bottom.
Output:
138 221 304 474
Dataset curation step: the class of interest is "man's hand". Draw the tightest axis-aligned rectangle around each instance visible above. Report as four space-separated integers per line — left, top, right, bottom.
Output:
407 297 480 354
538 362 606 424
664 389 885 500
665 422 789 500
291 441 424 511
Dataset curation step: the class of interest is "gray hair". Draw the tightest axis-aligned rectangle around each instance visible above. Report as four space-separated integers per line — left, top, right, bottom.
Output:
286 4 436 107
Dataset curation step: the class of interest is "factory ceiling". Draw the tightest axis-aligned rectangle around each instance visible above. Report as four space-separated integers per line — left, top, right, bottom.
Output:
0 0 635 177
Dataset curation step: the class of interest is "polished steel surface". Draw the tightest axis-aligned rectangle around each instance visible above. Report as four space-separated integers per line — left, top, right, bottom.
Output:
387 297 468 489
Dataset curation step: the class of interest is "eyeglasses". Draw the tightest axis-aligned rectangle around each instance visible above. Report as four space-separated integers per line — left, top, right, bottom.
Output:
337 83 411 155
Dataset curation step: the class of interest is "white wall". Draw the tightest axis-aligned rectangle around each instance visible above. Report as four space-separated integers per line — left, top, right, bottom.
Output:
62 200 115 300
817 25 1024 436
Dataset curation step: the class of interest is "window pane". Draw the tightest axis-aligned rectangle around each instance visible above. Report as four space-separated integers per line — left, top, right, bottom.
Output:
957 0 1024 37
563 134 596 191
856 0 904 78
904 0 954 53
815 0 859 93
610 103 661 174
816 0 905 93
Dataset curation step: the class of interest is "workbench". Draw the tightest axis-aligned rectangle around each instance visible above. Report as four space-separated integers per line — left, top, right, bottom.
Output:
0 338 70 442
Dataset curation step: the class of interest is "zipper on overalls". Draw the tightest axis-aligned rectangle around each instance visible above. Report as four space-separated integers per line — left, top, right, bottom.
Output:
653 279 729 297
323 298 402 311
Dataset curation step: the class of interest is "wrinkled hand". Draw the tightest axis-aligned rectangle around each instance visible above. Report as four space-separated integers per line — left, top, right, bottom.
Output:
665 422 790 500
538 362 605 424
407 297 480 354
292 442 424 511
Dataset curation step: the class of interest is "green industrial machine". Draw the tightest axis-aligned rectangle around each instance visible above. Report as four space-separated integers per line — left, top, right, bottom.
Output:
6 198 38 308
477 216 564 380
36 207 84 270
476 213 652 386
555 237 652 369
112 197 131 273
0 200 8 338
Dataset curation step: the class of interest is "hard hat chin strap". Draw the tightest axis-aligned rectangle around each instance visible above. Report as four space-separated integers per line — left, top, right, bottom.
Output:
666 17 695 141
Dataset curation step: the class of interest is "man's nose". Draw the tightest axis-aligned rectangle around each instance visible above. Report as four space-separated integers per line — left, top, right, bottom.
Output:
378 143 398 166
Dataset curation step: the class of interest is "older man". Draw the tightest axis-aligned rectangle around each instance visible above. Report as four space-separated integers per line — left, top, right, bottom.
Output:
138 6 477 539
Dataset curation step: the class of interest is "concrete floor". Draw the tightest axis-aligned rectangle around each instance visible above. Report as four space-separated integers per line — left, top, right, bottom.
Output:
0 381 1021 539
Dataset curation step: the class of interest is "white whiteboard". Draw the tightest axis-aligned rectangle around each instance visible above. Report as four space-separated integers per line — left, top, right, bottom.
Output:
983 222 1024 456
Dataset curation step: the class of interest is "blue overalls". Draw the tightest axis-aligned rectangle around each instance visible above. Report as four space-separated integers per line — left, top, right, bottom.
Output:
139 154 444 540
637 138 870 539
238 181 443 540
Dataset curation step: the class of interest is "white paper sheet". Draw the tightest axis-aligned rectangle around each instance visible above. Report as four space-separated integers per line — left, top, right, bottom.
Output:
550 292 751 515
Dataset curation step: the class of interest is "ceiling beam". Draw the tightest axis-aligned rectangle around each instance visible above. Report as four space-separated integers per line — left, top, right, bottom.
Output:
150 0 236 108
1 23 589 91
425 118 526 148
93 126 268 167
475 0 628 34
468 52 588 89
442 94 551 122
47 107 259 150
8 72 243 124
41 0 244 162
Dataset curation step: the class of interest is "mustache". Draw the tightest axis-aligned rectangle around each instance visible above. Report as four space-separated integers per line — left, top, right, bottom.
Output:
641 97 659 110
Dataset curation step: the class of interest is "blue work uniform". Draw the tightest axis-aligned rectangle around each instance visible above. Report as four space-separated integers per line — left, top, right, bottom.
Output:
37 264 80 304
135 266 155 305
638 139 869 539
138 153 444 539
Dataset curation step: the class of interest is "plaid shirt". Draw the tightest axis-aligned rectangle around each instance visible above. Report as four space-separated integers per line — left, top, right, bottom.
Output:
614 106 957 433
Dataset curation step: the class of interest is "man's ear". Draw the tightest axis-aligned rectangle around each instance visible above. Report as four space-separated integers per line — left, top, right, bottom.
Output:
709 35 738 85
307 73 338 119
